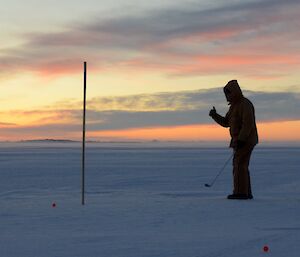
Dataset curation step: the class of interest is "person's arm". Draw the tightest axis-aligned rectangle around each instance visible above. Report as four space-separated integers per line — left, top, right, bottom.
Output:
209 106 230 127
212 112 230 128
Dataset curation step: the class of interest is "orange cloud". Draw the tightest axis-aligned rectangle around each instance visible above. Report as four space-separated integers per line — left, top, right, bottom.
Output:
1 120 300 143
257 120 300 141
89 124 227 141
89 120 300 142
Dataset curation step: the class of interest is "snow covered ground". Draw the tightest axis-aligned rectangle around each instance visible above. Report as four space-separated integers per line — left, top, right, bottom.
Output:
0 142 299 257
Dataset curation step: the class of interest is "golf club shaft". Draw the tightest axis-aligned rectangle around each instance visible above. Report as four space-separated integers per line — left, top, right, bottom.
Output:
207 152 233 187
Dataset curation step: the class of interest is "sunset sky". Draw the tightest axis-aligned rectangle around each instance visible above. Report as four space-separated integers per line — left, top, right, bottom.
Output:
1 0 300 143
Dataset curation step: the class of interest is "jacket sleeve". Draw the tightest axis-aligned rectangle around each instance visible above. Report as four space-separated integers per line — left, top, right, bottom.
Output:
238 101 255 141
212 112 230 128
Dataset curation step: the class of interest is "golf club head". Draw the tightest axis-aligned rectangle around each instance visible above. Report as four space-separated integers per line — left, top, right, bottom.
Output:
204 183 211 187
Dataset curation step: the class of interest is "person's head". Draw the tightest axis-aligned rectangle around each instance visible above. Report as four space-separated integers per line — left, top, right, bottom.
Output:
223 80 243 104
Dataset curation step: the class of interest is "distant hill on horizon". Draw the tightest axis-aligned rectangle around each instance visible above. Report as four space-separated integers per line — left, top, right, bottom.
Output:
20 139 80 143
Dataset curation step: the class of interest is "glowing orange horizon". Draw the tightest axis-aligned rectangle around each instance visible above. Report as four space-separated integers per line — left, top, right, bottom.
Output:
0 120 299 142
89 120 300 142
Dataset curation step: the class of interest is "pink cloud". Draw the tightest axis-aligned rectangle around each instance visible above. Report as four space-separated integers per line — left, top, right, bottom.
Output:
0 0 299 79
111 52 300 79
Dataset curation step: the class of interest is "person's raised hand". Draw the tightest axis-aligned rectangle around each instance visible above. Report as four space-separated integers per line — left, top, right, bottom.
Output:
209 106 217 117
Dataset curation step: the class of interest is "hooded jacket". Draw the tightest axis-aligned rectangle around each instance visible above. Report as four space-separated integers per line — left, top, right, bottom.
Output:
212 80 259 148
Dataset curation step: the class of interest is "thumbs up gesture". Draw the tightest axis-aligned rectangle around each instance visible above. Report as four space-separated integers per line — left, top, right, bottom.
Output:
209 106 217 117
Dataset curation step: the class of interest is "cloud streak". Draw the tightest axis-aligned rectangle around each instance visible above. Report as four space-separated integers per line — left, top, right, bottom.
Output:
85 89 300 130
1 0 300 78
1 88 299 140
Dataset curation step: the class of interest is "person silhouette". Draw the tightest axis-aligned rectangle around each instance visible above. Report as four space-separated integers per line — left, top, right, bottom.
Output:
209 80 258 199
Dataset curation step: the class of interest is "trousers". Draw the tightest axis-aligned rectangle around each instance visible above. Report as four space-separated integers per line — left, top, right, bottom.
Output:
232 145 254 196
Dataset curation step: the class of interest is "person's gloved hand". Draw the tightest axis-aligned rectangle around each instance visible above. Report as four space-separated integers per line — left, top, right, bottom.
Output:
209 106 217 117
236 140 246 149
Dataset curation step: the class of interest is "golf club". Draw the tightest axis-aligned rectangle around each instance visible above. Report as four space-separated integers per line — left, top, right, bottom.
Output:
205 152 234 188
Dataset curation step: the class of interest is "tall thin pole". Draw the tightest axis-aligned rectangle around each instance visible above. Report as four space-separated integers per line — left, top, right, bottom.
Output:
82 61 87 205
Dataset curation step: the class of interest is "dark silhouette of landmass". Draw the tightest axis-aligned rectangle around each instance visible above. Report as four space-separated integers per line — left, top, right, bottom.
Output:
20 139 79 143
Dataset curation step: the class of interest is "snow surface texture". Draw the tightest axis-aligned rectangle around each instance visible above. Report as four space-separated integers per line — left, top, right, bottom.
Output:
0 143 299 257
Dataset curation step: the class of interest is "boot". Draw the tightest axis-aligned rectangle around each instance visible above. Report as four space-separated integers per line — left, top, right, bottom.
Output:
227 194 249 200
